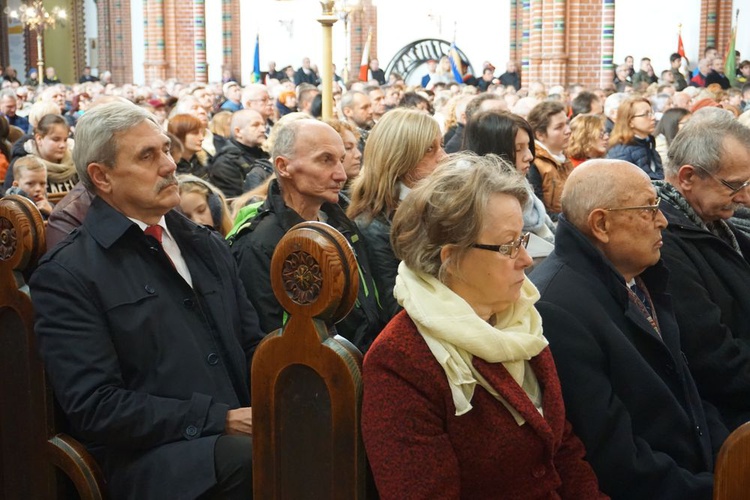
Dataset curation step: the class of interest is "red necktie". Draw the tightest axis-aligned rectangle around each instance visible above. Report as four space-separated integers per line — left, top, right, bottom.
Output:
144 224 164 243
144 225 175 268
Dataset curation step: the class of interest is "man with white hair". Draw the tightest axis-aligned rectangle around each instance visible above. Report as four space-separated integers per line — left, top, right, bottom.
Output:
603 92 626 134
656 108 750 430
229 119 385 352
242 84 274 134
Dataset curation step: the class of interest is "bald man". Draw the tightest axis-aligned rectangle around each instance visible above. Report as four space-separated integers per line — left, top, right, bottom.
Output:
530 160 726 499
209 109 272 196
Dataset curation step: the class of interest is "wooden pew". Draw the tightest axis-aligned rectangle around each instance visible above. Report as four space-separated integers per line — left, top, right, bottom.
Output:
252 221 370 499
0 194 106 499
714 421 750 500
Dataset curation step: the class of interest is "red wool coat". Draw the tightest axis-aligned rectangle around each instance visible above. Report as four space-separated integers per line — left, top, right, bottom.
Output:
362 311 606 500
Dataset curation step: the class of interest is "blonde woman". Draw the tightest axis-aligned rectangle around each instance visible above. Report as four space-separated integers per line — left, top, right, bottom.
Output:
177 175 233 237
347 108 446 318
566 114 609 168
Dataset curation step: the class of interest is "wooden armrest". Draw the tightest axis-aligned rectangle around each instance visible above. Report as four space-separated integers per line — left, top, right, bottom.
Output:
47 433 107 500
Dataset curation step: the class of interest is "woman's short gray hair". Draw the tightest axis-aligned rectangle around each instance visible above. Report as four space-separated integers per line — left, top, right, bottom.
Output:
391 152 529 282
73 100 158 191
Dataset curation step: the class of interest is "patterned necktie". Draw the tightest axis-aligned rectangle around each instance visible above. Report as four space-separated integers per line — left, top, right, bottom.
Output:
628 280 661 338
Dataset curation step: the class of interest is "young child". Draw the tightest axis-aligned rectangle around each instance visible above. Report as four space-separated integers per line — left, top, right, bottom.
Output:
10 156 53 217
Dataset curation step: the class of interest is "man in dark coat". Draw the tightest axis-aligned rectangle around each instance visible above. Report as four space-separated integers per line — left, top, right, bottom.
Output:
30 101 264 500
294 57 319 86
531 159 726 499
654 107 750 430
229 119 386 352
209 109 272 196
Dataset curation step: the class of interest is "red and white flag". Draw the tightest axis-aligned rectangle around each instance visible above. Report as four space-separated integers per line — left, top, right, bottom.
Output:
359 28 372 81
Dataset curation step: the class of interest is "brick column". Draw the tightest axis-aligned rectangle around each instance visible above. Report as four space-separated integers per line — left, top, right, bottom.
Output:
144 0 167 83
528 0 542 85
193 0 207 83
599 0 615 87
549 0 567 86
521 0 531 87
97 0 133 84
221 0 241 83
699 0 734 60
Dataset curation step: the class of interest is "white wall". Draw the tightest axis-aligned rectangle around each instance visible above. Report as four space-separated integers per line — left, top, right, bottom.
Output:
613 0 702 73
206 0 223 82
614 0 748 74
131 0 145 84
84 0 98 71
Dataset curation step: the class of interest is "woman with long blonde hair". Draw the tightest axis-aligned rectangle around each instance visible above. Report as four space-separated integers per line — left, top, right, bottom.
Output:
347 108 446 318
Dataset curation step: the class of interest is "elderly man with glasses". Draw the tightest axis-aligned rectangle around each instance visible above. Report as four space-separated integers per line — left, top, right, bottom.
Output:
654 107 750 432
530 159 726 499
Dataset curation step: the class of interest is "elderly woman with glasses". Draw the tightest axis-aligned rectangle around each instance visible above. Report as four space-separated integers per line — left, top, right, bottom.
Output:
607 98 663 179
361 153 605 499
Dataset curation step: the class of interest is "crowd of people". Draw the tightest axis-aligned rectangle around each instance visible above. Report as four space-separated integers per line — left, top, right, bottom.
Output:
2 45 750 499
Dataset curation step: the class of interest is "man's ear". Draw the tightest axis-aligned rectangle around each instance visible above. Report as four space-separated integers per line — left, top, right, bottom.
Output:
87 162 113 194
587 209 611 245
275 156 291 180
675 164 697 193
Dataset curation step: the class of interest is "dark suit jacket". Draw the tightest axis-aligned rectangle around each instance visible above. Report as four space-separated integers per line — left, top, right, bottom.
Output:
362 311 604 499
658 197 750 429
530 217 725 499
30 197 264 500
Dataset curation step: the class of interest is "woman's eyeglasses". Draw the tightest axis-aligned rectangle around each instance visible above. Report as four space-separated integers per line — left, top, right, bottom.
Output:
472 233 530 259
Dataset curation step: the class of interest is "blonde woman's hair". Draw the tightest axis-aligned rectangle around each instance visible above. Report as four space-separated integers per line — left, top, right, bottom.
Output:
346 108 440 222
391 152 528 282
209 110 233 138
566 114 607 160
177 174 233 237
609 97 651 147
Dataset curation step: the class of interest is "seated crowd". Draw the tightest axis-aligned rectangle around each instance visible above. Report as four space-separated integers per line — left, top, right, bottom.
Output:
3 48 750 500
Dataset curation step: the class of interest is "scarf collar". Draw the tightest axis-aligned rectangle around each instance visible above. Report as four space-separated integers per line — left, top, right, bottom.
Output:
535 140 566 164
23 139 77 183
394 262 548 420
655 180 741 254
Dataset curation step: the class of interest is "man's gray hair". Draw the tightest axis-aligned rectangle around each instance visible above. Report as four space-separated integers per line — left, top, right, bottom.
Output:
0 89 17 100
74 100 159 191
340 90 366 111
241 84 268 106
666 107 750 178
271 119 306 163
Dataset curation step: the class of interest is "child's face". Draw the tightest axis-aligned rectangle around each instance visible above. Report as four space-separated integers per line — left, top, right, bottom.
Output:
14 169 47 202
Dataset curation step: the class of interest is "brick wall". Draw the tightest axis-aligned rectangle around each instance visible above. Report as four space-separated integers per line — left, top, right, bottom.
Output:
349 0 377 79
97 0 133 85
221 0 242 84
699 0 734 59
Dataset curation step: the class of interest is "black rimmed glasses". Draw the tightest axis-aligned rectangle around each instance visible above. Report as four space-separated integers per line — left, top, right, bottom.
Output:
693 165 750 196
632 110 655 119
472 233 530 259
605 198 661 220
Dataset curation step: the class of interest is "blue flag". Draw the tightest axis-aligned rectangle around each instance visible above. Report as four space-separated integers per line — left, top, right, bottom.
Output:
252 34 261 83
448 42 463 82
